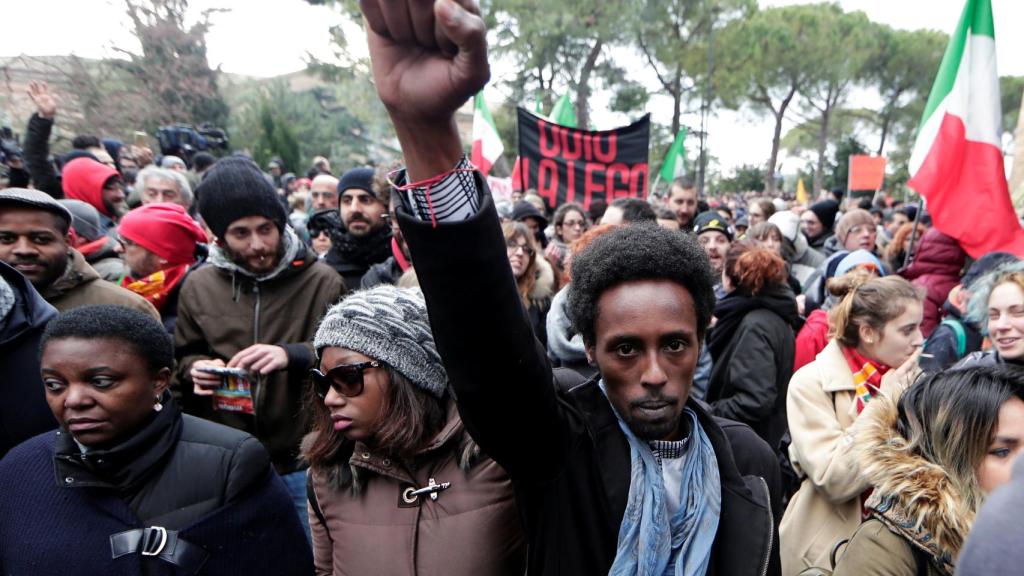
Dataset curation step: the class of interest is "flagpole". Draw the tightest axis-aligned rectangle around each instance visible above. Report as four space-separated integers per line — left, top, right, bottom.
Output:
902 197 925 270
517 108 527 193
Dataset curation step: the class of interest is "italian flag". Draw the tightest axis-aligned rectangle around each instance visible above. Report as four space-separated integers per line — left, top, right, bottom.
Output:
471 92 504 177
908 0 1024 258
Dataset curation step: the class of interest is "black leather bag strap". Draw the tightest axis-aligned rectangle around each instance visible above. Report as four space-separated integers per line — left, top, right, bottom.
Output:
110 527 208 574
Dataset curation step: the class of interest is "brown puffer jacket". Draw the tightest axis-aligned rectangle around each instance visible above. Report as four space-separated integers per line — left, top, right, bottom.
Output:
305 401 526 576
42 249 159 320
174 230 347 474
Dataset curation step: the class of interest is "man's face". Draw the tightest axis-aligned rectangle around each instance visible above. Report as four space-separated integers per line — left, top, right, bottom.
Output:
0 208 70 289
697 231 731 274
667 185 698 227
102 179 127 218
117 235 164 278
141 177 185 207
310 182 339 211
340 189 386 238
588 279 700 441
220 216 283 274
389 196 410 259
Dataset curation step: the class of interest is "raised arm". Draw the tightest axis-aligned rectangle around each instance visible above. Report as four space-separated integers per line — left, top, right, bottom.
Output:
23 82 62 198
363 0 571 482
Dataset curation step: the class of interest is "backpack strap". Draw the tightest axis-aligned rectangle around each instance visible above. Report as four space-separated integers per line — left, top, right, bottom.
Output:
940 318 967 358
307 469 328 528
910 544 930 576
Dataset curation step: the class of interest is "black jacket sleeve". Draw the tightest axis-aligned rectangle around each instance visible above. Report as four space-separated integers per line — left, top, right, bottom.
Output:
22 114 62 198
397 181 572 483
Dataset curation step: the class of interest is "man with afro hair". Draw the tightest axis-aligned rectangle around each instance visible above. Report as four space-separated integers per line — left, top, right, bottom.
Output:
366 1 781 573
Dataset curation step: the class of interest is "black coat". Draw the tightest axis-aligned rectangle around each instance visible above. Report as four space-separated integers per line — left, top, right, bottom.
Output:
0 396 313 574
398 185 781 576
22 113 63 198
0 261 57 458
706 288 798 454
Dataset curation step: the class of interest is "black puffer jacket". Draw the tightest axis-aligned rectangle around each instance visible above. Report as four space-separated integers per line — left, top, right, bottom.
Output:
0 261 58 458
706 285 800 453
398 184 781 576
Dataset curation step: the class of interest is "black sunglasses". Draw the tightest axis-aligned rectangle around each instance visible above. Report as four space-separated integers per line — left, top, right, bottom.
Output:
310 361 381 399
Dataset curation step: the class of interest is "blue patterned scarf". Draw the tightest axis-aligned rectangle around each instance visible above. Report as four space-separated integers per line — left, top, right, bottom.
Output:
600 381 722 576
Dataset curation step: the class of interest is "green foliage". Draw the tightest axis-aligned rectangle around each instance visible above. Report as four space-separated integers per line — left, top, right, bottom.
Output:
227 80 385 175
824 136 868 192
1001 76 1024 134
717 163 765 194
114 0 229 128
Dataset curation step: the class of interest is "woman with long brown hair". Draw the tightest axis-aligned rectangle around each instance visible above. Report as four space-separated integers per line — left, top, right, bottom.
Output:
303 285 525 576
503 221 554 347
781 274 926 574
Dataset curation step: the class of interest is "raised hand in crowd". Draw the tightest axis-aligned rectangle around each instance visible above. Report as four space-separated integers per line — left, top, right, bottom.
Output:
26 81 57 119
362 0 489 180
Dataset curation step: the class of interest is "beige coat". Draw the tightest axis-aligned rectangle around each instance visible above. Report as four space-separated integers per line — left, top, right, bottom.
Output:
780 340 870 575
41 249 159 320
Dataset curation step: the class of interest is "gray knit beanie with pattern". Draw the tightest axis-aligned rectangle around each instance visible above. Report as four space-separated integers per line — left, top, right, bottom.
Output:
314 285 448 398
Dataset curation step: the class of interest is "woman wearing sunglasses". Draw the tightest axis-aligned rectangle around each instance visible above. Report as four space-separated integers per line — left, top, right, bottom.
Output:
302 285 526 576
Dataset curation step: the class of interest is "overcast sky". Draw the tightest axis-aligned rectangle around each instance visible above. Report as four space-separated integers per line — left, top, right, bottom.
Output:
3 0 1021 176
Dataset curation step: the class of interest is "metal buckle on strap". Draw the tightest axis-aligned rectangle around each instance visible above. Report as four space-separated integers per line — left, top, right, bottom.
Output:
140 526 168 557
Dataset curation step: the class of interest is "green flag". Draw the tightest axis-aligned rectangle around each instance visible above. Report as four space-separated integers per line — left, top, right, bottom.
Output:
660 127 687 183
549 94 577 128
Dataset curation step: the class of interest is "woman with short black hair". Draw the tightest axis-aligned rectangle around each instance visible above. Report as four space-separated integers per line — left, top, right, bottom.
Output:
0 305 311 575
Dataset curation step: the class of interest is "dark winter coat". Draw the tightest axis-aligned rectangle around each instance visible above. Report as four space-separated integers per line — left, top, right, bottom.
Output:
0 261 57 458
174 232 347 474
22 113 62 198
398 186 781 576
323 227 392 288
359 255 404 289
305 400 526 576
899 229 966 337
0 396 313 575
706 285 799 453
920 302 984 373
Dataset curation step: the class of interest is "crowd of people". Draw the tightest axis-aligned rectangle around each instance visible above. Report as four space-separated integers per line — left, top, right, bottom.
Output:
2 1 1024 574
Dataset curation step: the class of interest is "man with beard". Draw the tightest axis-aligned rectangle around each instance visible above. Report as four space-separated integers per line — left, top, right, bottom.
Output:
667 176 699 229
363 1 781 573
116 203 207 333
323 166 392 287
693 210 732 294
0 188 157 319
60 157 127 230
174 156 346 535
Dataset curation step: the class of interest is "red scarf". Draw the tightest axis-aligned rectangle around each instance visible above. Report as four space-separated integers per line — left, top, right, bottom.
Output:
121 264 189 312
841 345 891 518
840 346 891 415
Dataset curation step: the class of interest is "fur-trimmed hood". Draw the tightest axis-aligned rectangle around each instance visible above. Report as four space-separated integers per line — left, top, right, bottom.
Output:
530 253 556 302
856 394 973 573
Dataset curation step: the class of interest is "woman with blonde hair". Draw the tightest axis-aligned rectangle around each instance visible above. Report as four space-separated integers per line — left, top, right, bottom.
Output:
832 366 1024 575
958 261 1024 368
781 274 926 574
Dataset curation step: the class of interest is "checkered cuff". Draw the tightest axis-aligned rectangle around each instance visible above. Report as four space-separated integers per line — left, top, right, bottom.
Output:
649 437 690 464
397 157 481 223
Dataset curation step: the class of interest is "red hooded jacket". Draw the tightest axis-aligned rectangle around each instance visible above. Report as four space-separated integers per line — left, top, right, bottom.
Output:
61 158 119 217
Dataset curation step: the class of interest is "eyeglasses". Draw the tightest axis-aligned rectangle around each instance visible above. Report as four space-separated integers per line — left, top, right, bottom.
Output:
506 240 535 258
561 219 586 229
310 361 381 399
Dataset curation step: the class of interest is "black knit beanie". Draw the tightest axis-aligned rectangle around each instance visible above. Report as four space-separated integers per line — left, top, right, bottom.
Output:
808 199 840 231
196 156 287 239
337 167 377 199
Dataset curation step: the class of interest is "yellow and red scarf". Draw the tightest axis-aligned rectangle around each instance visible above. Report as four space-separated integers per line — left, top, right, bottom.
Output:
121 264 189 312
841 346 891 415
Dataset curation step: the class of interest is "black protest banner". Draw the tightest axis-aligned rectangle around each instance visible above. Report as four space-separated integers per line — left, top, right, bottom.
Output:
515 108 650 210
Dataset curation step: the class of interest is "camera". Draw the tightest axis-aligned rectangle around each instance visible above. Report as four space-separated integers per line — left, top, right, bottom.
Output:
155 123 229 164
